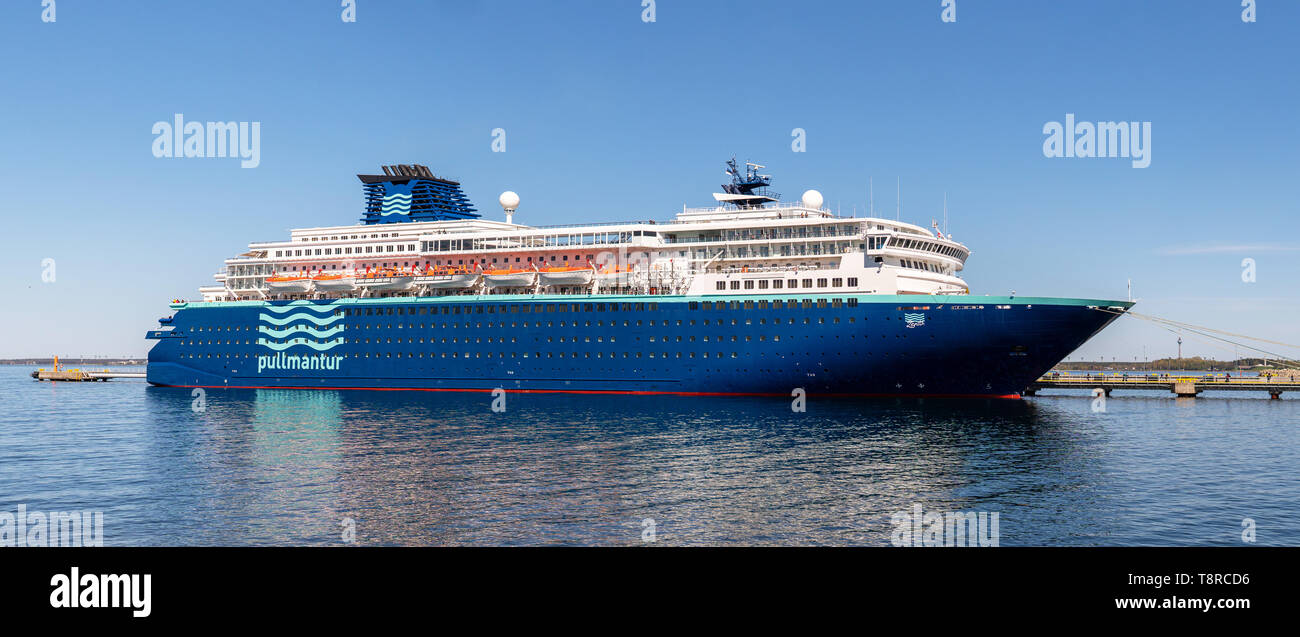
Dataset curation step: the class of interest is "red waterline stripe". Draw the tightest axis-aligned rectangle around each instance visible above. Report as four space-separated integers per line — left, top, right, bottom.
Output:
153 383 1022 400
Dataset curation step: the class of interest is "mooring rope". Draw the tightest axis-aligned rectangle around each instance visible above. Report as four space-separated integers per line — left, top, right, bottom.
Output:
1093 306 1300 369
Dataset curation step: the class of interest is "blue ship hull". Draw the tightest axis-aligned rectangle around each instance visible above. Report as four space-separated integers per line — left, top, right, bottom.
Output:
145 294 1131 398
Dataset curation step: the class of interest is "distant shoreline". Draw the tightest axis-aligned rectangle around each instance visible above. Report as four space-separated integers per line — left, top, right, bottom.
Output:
1 358 144 366
1053 357 1288 372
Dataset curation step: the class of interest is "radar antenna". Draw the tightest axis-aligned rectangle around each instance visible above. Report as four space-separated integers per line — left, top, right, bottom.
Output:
715 156 779 209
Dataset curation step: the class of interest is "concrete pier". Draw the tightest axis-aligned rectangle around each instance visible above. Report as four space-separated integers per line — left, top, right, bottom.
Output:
1027 373 1297 399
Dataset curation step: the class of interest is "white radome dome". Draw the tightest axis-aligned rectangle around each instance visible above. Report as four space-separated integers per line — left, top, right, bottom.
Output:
801 189 824 210
499 191 520 211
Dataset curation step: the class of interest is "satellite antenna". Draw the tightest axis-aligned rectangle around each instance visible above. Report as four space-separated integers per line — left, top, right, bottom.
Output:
499 191 520 225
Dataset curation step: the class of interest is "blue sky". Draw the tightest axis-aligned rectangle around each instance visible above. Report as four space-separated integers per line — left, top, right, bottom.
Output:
1 0 1297 361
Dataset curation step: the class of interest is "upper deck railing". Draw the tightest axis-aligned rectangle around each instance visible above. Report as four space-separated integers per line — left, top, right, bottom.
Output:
678 201 828 216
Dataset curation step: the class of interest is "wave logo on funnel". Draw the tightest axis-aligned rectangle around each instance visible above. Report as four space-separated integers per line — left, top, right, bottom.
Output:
380 182 413 217
257 304 345 351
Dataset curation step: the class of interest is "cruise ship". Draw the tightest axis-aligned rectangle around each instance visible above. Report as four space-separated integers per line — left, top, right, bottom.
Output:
145 160 1132 397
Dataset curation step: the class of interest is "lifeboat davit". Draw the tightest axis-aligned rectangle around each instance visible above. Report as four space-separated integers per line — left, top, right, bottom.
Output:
355 268 415 291
539 265 594 287
417 265 481 289
595 265 635 281
484 268 536 288
313 272 357 292
266 274 314 293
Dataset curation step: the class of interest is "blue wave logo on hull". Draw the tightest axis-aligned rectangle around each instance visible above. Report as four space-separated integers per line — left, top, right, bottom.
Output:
257 325 345 339
258 313 343 327
904 312 926 328
262 304 338 315
257 306 346 354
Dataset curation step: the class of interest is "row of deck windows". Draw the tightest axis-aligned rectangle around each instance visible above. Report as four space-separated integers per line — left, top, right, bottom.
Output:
179 339 923 361
181 316 936 349
336 297 858 316
274 244 416 258
717 277 858 291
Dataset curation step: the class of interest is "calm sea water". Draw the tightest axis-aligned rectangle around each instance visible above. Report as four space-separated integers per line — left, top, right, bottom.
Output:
1 366 1296 546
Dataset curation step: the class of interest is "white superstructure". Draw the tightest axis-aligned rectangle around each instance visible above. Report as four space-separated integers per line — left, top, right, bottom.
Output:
201 163 971 302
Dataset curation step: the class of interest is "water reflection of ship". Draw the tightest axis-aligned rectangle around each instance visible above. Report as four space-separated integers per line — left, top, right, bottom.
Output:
139 388 1097 545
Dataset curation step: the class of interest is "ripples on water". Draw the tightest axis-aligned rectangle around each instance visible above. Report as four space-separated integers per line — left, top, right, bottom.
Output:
1 367 1295 546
